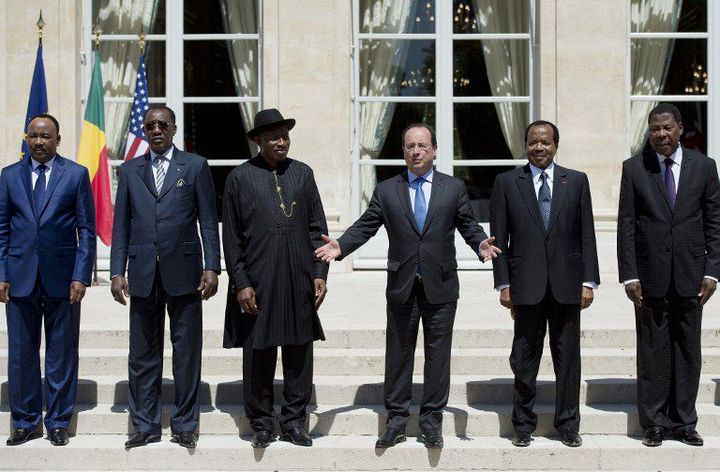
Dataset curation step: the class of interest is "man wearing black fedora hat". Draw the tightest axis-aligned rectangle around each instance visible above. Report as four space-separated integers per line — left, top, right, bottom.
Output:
222 108 329 448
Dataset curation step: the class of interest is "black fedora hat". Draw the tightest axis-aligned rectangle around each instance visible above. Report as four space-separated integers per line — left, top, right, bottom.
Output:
247 108 296 138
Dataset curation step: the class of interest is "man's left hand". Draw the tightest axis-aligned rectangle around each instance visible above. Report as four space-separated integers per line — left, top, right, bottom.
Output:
479 236 502 262
698 278 717 305
581 286 594 310
69 281 86 305
314 278 327 309
197 270 219 300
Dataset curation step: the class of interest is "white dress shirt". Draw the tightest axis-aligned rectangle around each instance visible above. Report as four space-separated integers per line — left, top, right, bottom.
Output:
31 156 56 189
408 168 433 211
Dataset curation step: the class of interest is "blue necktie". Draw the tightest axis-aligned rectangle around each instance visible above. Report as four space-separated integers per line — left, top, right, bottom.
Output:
34 164 47 216
664 158 676 208
412 176 427 231
538 171 551 230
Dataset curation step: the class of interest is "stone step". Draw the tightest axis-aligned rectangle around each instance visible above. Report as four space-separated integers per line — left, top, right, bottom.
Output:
1 327 718 349
2 374 719 406
2 347 719 376
1 403 719 437
1 434 720 470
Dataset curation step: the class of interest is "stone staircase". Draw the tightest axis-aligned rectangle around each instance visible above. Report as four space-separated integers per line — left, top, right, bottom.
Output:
0 272 719 470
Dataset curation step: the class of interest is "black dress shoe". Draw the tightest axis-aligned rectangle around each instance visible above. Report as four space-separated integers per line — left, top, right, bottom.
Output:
642 426 663 447
6 428 38 446
125 432 161 449
280 426 312 447
421 429 444 449
48 428 69 446
375 426 406 448
674 429 704 446
512 432 532 447
561 430 582 447
171 431 197 448
251 430 276 448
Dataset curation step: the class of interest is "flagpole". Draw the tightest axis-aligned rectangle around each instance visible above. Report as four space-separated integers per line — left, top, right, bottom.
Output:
92 20 101 286
37 10 45 45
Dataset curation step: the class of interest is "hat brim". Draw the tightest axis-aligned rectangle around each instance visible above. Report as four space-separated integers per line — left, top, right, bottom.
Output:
246 119 296 139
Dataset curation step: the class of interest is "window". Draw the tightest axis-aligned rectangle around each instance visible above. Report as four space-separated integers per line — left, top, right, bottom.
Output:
629 0 718 157
351 0 536 268
82 0 262 218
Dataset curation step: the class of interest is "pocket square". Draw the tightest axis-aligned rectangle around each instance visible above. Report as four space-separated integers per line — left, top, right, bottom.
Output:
176 178 187 187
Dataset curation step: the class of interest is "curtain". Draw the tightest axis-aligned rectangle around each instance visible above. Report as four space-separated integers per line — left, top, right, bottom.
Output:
630 0 683 155
473 0 529 159
96 0 159 160
220 0 259 147
358 0 414 207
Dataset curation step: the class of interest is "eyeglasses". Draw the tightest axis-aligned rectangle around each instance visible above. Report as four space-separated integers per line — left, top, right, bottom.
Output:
403 143 432 151
143 121 172 131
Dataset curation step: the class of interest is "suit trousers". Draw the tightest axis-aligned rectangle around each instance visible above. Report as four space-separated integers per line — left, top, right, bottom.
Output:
511 287 581 434
128 266 202 435
242 338 313 433
6 275 80 431
385 279 456 432
635 284 702 432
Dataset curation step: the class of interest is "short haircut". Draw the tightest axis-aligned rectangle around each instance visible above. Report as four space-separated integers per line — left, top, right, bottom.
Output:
647 103 682 125
28 113 60 134
524 120 559 145
401 123 437 147
143 104 176 124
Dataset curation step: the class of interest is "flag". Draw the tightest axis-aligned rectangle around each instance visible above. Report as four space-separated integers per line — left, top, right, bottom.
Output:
123 54 150 160
77 50 113 245
21 43 48 159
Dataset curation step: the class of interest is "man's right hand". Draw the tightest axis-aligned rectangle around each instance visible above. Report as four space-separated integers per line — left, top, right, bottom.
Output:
0 282 9 303
111 276 129 306
500 287 516 319
315 234 342 262
238 287 258 315
625 281 643 307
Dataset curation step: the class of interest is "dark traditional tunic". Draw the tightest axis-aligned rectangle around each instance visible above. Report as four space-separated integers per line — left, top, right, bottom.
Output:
222 155 328 349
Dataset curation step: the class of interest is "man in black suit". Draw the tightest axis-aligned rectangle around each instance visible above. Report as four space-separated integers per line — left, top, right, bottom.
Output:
490 120 600 448
110 105 221 449
316 123 500 449
617 103 720 447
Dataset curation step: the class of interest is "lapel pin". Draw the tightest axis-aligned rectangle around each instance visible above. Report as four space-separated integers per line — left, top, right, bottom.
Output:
176 178 186 187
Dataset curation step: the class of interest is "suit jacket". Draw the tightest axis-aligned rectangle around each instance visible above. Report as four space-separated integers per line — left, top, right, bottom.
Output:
490 164 600 305
337 170 488 305
110 147 221 297
617 147 720 298
0 155 96 298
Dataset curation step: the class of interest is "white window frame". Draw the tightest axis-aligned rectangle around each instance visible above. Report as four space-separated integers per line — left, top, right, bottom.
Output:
350 0 537 269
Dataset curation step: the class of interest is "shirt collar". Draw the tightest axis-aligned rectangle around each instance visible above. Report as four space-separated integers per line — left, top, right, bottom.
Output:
151 146 174 162
529 161 554 182
408 168 434 184
31 156 56 171
657 145 683 167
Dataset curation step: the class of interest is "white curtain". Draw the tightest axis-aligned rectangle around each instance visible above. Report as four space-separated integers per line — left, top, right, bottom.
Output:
473 0 529 159
358 0 414 207
630 0 683 155
220 0 259 146
96 0 159 160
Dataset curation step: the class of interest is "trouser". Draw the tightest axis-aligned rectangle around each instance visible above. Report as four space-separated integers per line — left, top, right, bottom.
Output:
635 285 702 432
7 277 80 431
128 267 202 435
385 278 456 432
510 287 581 434
242 338 313 433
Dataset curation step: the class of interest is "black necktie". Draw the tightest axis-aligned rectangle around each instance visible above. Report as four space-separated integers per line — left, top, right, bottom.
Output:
538 171 551 230
34 164 47 215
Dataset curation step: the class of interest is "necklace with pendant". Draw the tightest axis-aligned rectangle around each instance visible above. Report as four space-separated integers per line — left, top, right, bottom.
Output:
273 170 296 218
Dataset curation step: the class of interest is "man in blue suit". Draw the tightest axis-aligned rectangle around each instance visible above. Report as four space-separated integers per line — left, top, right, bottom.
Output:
0 114 96 446
110 105 220 449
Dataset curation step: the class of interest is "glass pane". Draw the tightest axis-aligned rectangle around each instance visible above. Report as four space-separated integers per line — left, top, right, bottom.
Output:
454 165 519 222
632 101 707 155
184 103 257 159
631 39 707 96
185 0 258 34
454 40 529 96
360 0 435 34
631 0 706 33
184 40 259 96
358 102 435 160
455 0 529 34
93 0 165 34
359 40 435 96
454 103 529 160
100 41 165 97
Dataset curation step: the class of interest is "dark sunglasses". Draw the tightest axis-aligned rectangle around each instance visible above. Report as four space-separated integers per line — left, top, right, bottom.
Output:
143 121 172 131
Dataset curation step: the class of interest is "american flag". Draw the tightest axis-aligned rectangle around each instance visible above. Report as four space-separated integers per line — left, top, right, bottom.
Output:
123 54 150 161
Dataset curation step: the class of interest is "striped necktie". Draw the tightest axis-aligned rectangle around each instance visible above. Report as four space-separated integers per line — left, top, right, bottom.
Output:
154 155 166 193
